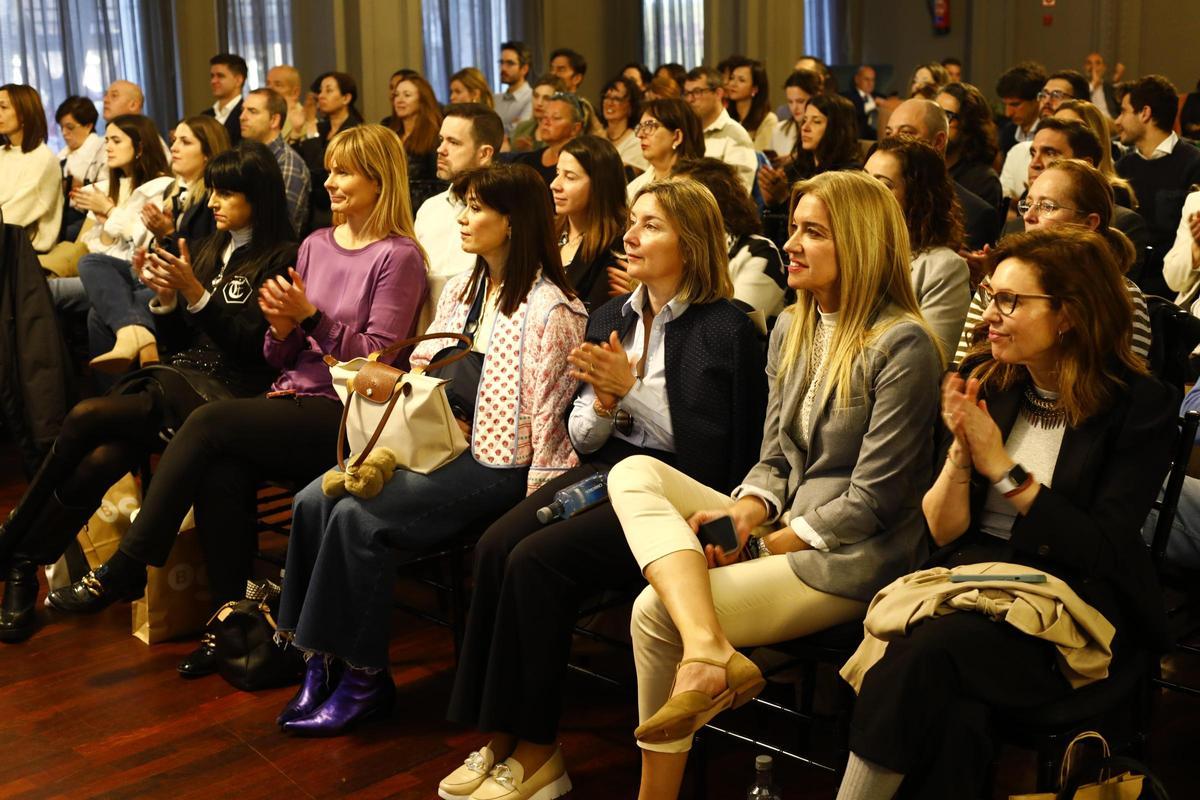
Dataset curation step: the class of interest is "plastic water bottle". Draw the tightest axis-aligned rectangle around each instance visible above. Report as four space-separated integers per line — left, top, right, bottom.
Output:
747 754 782 799
536 473 608 523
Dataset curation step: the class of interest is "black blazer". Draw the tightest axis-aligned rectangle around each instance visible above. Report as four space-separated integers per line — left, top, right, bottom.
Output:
929 368 1178 651
583 296 768 493
955 181 999 250
840 88 876 140
202 97 244 145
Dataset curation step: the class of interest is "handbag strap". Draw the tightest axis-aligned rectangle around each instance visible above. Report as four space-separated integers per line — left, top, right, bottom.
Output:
1057 755 1170 800
335 376 412 472
1057 730 1111 789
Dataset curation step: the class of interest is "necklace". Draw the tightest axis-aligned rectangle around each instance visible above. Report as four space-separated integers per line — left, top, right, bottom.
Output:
1020 383 1066 429
559 230 583 247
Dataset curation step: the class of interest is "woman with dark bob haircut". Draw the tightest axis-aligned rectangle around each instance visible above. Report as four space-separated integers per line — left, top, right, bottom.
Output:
0 141 297 643
625 97 705 200
441 176 766 800
836 226 1177 798
272 162 586 738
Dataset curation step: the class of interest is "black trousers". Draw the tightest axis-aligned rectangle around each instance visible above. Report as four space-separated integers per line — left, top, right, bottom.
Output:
118 394 343 606
447 440 665 744
849 603 1076 797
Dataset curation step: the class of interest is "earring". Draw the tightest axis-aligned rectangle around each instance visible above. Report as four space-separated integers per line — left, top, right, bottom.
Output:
671 142 678 151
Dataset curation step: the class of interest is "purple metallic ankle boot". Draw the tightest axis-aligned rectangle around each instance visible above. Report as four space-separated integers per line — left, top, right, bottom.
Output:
281 665 394 737
276 655 341 726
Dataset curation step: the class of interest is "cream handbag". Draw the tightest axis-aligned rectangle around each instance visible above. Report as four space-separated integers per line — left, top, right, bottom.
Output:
326 332 474 477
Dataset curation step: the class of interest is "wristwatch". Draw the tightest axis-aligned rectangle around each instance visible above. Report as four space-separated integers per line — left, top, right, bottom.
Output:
994 463 1033 497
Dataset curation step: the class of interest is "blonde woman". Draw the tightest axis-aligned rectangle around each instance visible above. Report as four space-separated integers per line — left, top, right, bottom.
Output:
44 126 427 678
606 170 944 799
449 67 495 109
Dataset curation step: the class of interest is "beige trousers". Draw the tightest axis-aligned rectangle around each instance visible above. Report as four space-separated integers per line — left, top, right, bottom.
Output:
608 455 866 753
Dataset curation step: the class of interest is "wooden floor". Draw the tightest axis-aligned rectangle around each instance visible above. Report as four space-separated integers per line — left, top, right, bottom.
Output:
0 441 1198 799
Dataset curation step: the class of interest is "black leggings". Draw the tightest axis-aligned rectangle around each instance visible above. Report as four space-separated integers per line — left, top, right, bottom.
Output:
118 394 343 606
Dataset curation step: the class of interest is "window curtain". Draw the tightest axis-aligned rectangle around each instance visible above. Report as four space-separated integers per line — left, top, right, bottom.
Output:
803 0 843 65
422 0 509 104
0 0 179 149
642 0 703 70
217 0 294 93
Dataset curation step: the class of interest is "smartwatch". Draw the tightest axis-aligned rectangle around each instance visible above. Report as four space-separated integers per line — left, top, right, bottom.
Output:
994 463 1032 497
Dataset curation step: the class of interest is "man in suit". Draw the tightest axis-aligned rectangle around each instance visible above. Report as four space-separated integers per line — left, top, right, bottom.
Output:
842 65 878 140
885 98 999 250
203 53 247 145
1084 52 1121 118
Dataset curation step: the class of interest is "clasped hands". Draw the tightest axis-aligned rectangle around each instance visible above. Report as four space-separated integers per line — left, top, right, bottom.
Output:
258 268 316 340
567 331 637 409
941 373 1012 483
135 238 206 307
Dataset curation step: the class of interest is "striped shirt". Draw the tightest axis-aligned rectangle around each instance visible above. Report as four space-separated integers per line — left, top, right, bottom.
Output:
952 277 1152 365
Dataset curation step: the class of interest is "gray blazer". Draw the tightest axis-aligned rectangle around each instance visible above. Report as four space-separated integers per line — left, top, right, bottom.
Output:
736 305 942 602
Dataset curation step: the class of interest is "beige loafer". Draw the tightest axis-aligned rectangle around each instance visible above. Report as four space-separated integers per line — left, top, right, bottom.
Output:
439 745 498 799
469 747 572 800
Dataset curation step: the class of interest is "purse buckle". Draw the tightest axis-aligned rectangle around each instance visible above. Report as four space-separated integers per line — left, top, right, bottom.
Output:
353 361 404 403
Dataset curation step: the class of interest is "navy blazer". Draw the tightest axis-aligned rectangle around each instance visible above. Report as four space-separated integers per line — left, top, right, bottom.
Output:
583 296 768 493
202 97 244 145
929 367 1178 651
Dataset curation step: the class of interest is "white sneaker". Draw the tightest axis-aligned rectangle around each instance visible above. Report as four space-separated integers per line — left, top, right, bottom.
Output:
439 745 498 799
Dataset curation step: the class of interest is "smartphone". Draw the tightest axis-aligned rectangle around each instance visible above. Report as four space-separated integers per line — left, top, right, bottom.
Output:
948 573 1046 583
697 516 739 553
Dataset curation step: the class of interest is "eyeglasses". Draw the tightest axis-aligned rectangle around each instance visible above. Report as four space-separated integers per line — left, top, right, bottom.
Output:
1017 198 1082 216
943 109 959 123
548 92 583 115
634 119 663 136
1037 89 1073 103
683 87 714 99
979 282 1056 316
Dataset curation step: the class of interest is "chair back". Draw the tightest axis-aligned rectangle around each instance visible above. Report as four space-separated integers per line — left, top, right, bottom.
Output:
1149 410 1200 563
1145 295 1200 392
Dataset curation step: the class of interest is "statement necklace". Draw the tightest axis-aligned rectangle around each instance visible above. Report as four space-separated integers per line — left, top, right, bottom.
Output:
1020 383 1066 429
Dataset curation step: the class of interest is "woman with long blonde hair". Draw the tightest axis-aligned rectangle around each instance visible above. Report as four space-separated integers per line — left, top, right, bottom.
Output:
605 170 944 799
41 126 428 679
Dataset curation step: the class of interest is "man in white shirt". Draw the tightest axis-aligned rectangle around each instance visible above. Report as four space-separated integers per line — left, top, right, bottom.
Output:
999 70 1088 201
683 66 757 193
494 41 533 137
203 53 247 145
414 105 503 318
266 65 307 144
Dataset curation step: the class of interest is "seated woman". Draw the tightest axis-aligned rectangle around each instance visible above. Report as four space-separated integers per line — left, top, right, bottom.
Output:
508 75 566 153
449 67 495 109
953 158 1152 365
297 71 363 232
0 84 65 252
600 75 648 173
672 157 787 323
55 95 106 242
909 62 950 99
0 142 297 643
606 170 944 800
388 74 444 211
273 163 586 736
759 94 861 208
864 137 972 357
836 227 1176 799
550 135 628 311
625 98 705 200
768 69 822 167
441 177 766 800
45 126 428 678
724 56 778 153
515 93 585 187
81 115 232 373
936 82 1003 215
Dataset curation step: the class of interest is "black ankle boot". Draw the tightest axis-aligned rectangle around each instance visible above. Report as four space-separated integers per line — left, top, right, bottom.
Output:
0 561 40 643
46 560 146 613
0 446 76 569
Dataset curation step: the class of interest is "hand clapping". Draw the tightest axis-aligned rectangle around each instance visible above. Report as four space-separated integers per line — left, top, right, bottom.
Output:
258 267 315 339
941 374 1011 482
140 202 175 239
567 331 637 409
140 239 205 306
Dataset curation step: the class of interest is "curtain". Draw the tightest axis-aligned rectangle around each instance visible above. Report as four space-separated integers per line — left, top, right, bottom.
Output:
217 0 294 92
422 0 509 103
803 0 843 65
0 0 159 149
643 0 703 70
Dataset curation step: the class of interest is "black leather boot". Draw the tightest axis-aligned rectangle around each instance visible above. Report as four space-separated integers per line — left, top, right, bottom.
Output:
0 447 76 570
0 561 40 643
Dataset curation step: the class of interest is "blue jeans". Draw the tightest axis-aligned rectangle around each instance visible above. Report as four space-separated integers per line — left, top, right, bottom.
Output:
77 253 155 357
277 450 529 670
1142 475 1200 569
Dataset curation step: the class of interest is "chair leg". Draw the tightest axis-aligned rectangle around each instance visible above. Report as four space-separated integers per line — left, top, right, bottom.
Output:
449 541 468 662
691 731 709 799
1036 744 1060 792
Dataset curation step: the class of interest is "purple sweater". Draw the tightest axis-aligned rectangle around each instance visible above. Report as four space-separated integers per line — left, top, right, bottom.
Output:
264 228 427 399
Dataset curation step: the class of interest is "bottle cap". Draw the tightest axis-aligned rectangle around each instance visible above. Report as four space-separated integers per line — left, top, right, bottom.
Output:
755 755 773 770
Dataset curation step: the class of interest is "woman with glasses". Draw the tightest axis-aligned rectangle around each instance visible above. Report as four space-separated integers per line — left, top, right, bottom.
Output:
600 75 648 172
509 75 567 153
864 138 971 358
624 98 706 201
759 94 861 208
606 171 943 799
54 96 106 242
835 227 1175 799
515 93 584 187
441 177 766 800
953 158 1151 364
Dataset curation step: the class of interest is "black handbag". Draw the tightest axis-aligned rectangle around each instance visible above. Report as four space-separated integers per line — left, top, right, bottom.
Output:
428 275 488 421
209 579 303 691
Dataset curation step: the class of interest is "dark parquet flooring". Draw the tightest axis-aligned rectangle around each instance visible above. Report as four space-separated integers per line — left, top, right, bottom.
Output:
0 442 1197 799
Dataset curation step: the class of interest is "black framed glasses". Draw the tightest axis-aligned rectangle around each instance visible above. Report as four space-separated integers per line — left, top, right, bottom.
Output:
1037 89 1073 103
683 87 715 99
1016 198 1082 216
634 119 663 136
979 282 1056 316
